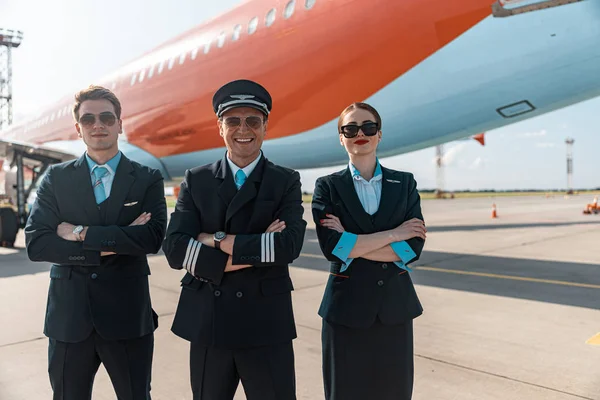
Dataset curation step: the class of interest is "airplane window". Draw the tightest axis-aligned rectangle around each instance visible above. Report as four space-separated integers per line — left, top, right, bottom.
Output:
191 47 199 60
51 113 55 121
248 17 258 34
204 40 211 54
284 0 295 18
266 8 276 27
168 57 175 70
305 0 316 9
179 53 186 64
158 60 165 74
232 24 242 41
148 64 155 78
139 69 146 83
217 32 226 48
130 74 137 86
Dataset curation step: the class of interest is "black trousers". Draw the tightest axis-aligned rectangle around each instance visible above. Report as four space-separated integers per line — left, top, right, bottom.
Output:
48 330 154 400
322 318 414 400
189 341 296 400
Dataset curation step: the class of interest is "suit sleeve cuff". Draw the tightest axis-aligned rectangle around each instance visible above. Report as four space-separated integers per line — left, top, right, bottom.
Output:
390 241 417 265
332 232 357 271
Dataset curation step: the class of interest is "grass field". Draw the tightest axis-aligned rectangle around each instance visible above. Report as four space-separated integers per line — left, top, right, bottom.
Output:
165 191 600 208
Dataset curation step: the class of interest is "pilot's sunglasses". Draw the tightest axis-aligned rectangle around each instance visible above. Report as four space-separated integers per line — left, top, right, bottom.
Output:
340 122 379 138
222 116 264 130
79 112 117 127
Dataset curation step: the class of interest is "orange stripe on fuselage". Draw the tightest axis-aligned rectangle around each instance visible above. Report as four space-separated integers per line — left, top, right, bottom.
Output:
3 0 494 159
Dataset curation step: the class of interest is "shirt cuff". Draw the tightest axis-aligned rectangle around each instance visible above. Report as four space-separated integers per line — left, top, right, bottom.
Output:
390 241 416 271
332 232 357 272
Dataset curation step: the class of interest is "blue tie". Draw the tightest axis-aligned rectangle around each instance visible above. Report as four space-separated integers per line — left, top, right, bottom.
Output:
92 166 108 204
235 169 246 190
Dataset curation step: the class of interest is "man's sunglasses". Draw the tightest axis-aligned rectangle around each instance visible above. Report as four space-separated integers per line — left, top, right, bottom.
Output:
339 122 379 138
79 112 118 127
222 116 264 130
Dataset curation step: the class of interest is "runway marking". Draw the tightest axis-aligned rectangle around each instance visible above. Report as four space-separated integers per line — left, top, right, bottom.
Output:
586 332 600 346
298 253 600 289
300 252 325 259
416 266 600 289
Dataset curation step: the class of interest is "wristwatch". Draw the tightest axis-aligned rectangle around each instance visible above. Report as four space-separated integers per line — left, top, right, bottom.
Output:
73 225 84 241
214 231 226 250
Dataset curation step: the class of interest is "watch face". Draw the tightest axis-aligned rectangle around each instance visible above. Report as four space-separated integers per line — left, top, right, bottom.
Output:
215 231 226 240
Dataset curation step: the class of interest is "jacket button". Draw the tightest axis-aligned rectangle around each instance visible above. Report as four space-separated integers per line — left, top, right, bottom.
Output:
91 273 98 280
236 291 243 298
214 290 221 297
382 263 388 269
377 280 384 287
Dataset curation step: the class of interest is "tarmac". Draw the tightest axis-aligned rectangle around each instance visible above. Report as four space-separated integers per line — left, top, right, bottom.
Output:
1 194 599 399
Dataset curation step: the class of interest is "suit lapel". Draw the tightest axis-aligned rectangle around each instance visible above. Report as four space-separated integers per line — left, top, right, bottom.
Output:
331 167 374 233
105 156 135 225
225 156 265 225
373 167 402 228
72 154 102 225
216 155 237 208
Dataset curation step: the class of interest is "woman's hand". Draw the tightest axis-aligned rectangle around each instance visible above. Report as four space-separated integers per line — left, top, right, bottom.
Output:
392 218 427 241
320 214 345 233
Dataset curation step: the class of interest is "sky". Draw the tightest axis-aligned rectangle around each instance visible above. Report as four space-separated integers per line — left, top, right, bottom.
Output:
1 0 599 192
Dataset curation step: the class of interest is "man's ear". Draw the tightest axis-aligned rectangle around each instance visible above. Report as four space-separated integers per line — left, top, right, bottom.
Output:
75 123 82 138
217 119 224 137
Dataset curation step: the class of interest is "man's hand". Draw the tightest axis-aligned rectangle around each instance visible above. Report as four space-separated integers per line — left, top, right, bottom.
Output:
266 219 285 233
129 212 151 226
320 214 345 233
57 222 77 241
391 218 427 241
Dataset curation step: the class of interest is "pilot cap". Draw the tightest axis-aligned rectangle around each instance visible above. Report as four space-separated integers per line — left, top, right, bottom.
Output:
212 79 272 118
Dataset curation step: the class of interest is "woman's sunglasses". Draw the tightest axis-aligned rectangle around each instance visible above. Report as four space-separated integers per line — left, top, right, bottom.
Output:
79 112 118 127
222 116 264 130
339 122 379 138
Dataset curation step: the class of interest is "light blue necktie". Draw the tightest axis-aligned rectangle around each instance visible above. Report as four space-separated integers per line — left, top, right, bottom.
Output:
235 169 247 190
92 166 108 204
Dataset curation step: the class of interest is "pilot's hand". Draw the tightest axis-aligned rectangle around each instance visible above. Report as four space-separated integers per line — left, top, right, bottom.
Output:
129 212 151 226
392 218 426 241
265 219 286 233
320 214 344 233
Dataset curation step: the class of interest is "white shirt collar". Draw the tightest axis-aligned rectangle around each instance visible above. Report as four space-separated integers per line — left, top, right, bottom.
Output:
349 160 383 183
226 150 262 180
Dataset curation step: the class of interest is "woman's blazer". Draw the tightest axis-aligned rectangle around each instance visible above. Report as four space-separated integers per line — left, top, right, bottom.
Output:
312 165 425 328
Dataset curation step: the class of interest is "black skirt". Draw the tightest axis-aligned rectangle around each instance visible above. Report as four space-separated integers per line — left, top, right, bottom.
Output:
322 318 414 400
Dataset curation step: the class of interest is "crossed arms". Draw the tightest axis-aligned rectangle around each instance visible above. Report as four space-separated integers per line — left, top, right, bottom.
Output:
312 175 426 270
162 169 307 286
25 166 167 266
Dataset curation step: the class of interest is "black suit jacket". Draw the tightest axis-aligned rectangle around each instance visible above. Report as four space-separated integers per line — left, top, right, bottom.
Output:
162 153 307 349
312 166 425 329
25 153 167 343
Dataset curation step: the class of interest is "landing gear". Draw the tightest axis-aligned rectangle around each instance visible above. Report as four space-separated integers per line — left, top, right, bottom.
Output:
0 149 60 248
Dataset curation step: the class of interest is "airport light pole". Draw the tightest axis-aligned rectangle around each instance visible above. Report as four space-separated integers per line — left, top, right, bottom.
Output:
0 28 24 131
435 144 444 198
565 137 574 195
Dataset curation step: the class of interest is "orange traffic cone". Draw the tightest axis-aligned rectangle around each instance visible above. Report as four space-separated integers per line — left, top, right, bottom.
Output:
491 203 498 219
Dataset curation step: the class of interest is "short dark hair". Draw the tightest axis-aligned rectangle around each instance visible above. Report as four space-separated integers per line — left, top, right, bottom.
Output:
72 85 122 121
337 102 382 132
